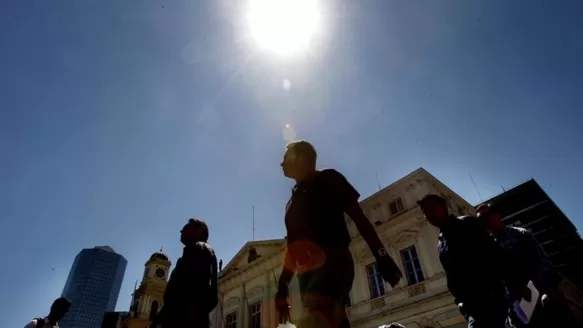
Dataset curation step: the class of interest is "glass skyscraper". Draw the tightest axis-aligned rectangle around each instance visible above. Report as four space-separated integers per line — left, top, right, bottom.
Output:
60 246 127 328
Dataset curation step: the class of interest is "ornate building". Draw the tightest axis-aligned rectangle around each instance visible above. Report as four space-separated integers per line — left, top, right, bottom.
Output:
123 250 172 328
345 168 471 328
209 239 307 328
211 168 475 328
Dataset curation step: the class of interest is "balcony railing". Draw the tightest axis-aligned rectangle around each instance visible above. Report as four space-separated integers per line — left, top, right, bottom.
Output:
407 283 426 297
370 297 386 311
347 273 448 323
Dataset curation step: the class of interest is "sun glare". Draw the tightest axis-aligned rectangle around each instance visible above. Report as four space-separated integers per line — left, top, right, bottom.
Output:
247 0 320 56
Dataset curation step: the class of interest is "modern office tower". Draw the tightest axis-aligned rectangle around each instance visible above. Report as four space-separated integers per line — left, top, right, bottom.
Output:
60 246 127 328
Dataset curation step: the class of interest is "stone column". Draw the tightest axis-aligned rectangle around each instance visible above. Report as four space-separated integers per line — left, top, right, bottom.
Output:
239 283 246 328
351 254 364 303
263 271 270 328
140 295 147 315
417 227 435 278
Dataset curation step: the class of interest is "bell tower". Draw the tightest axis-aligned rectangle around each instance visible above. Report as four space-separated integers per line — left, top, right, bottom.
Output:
125 250 171 328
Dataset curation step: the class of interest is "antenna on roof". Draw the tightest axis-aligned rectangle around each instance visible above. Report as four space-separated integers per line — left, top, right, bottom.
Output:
375 172 382 191
468 172 483 202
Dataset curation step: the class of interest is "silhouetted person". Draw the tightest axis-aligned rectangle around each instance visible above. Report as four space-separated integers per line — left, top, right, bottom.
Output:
477 203 576 327
25 297 71 328
276 140 402 328
418 194 515 328
154 219 218 328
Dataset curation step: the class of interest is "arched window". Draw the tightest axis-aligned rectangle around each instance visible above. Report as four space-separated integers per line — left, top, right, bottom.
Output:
149 300 159 321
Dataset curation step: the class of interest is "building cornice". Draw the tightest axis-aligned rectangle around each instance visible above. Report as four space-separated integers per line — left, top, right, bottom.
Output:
218 247 284 293
358 168 428 206
220 239 285 275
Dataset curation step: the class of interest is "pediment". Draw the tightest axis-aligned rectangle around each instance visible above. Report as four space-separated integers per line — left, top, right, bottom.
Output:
221 239 285 277
246 286 264 301
224 297 240 310
391 228 420 247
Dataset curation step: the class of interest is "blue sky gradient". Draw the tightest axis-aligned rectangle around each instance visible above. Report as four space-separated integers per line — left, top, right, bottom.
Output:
1 0 582 327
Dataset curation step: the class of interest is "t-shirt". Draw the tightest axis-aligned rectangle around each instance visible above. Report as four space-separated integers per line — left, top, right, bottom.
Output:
285 169 360 264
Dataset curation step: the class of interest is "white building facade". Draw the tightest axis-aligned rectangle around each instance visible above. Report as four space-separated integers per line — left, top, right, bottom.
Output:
211 168 476 328
210 239 307 328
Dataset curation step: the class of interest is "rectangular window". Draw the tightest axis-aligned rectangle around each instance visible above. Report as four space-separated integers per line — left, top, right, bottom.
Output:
366 262 386 299
388 197 405 216
400 246 425 285
248 302 261 328
226 312 237 328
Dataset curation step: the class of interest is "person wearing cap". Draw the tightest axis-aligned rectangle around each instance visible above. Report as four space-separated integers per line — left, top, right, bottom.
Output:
477 203 576 327
276 140 402 328
153 218 218 328
417 194 510 328
24 297 71 328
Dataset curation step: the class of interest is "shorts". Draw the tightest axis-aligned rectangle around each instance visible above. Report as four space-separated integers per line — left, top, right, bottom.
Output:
295 250 354 328
297 249 354 303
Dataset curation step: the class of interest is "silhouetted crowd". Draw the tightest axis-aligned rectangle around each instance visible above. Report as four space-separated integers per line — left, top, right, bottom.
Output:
28 141 583 328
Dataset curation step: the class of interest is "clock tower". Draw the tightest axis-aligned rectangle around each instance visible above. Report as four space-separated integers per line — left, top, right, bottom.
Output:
124 250 171 328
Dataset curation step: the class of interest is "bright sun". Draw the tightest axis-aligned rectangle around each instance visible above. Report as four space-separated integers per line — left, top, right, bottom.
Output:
247 0 320 56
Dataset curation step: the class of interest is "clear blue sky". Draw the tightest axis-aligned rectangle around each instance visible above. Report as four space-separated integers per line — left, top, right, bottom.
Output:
1 0 582 326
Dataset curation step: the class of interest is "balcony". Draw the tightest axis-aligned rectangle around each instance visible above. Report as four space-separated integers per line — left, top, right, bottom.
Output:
347 273 448 323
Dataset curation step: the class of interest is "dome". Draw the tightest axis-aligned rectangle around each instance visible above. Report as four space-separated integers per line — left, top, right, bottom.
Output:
150 249 169 262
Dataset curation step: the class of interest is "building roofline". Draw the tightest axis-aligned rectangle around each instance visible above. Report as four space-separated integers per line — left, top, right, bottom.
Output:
94 246 116 253
359 167 427 204
477 178 538 205
220 238 285 274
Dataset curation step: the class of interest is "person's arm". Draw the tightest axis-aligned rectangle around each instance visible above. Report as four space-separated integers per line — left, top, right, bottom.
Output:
278 246 295 289
346 202 387 256
438 242 467 306
325 169 401 285
519 229 559 293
